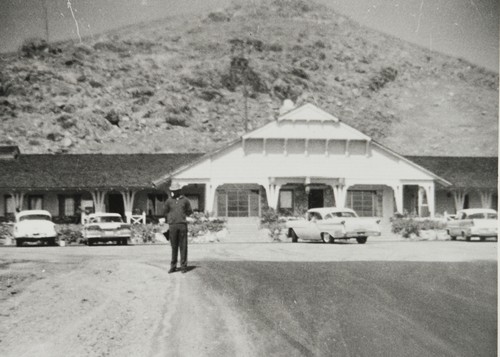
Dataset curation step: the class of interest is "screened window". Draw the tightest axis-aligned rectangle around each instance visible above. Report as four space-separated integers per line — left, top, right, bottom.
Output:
346 191 381 217
279 190 293 209
28 195 43 210
4 195 15 214
147 194 167 216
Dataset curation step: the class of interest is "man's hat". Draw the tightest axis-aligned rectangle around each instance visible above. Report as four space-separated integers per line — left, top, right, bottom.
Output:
169 182 182 191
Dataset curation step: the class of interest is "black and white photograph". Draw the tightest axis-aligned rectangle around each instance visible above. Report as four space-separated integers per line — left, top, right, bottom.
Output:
0 0 498 356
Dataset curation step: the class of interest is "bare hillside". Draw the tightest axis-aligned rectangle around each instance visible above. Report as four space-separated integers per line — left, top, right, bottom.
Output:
0 0 497 156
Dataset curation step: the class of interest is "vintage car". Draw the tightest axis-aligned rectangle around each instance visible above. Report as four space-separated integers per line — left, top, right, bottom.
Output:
446 208 498 241
286 207 381 244
83 213 131 246
13 210 58 247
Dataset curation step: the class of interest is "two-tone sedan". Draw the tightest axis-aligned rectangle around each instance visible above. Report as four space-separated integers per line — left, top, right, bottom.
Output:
83 213 131 246
286 207 381 244
447 208 498 241
13 210 58 247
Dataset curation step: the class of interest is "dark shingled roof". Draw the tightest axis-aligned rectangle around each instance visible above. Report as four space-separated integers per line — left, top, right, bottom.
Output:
406 156 498 189
0 153 203 190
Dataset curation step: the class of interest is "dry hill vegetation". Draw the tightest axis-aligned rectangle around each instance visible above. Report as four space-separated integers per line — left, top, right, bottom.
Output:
0 0 497 155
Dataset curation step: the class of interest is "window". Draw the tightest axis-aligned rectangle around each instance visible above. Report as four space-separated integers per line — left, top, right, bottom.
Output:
4 195 15 215
28 195 43 210
346 191 381 217
58 195 82 216
147 194 167 216
185 195 200 211
279 190 293 209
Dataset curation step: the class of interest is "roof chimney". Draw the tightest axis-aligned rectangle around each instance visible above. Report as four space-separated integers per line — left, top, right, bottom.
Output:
279 99 295 116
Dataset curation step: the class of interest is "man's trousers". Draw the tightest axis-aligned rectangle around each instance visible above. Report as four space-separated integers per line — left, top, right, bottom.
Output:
169 223 188 269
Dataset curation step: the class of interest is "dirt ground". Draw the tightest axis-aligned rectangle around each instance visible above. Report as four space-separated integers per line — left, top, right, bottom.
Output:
0 240 497 357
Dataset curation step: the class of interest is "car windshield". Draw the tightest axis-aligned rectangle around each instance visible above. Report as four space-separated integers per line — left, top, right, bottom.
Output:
19 214 51 221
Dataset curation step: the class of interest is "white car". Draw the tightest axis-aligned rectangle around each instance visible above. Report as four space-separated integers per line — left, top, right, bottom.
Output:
447 208 498 241
83 213 131 246
286 207 381 244
14 210 58 247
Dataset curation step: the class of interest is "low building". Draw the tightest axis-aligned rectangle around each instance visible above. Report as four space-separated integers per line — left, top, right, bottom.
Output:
0 104 497 224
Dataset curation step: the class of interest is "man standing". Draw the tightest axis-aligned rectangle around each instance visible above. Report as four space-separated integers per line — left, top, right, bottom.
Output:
164 182 193 274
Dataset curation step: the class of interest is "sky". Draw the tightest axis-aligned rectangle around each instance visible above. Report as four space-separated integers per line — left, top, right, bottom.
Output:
0 0 498 72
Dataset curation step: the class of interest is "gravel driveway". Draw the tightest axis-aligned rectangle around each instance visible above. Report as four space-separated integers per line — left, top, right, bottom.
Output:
0 240 497 357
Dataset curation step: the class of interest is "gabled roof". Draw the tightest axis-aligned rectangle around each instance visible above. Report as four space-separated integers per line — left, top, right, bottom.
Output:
405 156 498 189
0 153 203 191
242 103 370 141
278 103 339 122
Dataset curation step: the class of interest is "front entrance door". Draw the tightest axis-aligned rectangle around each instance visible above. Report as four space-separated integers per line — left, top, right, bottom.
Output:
108 193 125 219
308 189 324 209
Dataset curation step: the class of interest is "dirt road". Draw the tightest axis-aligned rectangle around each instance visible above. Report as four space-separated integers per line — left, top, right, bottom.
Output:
0 241 497 357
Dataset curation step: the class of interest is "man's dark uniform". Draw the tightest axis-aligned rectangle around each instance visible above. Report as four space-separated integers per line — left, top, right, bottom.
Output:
164 188 193 273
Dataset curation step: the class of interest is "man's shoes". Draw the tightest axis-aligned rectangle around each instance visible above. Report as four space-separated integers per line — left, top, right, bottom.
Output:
168 267 176 274
181 267 188 274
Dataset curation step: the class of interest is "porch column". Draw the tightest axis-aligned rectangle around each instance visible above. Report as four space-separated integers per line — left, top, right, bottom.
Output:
90 190 107 212
423 183 435 218
452 189 467 212
204 183 218 215
332 184 348 208
10 192 25 211
272 185 282 210
479 190 493 208
390 183 403 214
121 190 137 223
417 187 424 216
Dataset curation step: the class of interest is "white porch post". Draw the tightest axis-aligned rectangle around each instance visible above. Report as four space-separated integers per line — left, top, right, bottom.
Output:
423 183 435 218
91 190 106 212
204 183 218 215
391 183 404 214
121 190 137 223
452 189 467 212
332 184 348 208
272 185 282 210
479 190 493 208
417 187 424 216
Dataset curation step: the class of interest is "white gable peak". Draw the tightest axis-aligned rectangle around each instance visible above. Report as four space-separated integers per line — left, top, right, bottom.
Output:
278 103 339 123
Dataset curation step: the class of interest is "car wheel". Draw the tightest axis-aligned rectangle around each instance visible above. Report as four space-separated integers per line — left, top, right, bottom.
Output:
356 236 367 244
16 239 23 247
48 238 56 246
462 232 471 242
291 230 298 243
88 240 94 246
322 233 333 243
123 238 128 245
480 237 486 242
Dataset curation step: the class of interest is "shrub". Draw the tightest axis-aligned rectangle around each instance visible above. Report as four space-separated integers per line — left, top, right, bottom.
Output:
56 224 84 244
369 66 398 91
20 38 49 57
260 208 286 241
188 212 226 238
391 218 446 238
131 224 158 243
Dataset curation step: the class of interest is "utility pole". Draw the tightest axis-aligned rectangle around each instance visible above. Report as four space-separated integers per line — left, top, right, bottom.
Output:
41 0 49 42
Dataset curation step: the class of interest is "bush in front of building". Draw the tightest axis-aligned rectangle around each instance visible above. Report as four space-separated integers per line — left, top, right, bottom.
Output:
188 212 226 241
260 208 288 241
56 224 84 244
391 217 447 238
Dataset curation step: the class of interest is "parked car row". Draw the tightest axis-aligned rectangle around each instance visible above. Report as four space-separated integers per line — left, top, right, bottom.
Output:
9 208 499 247
13 210 131 247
